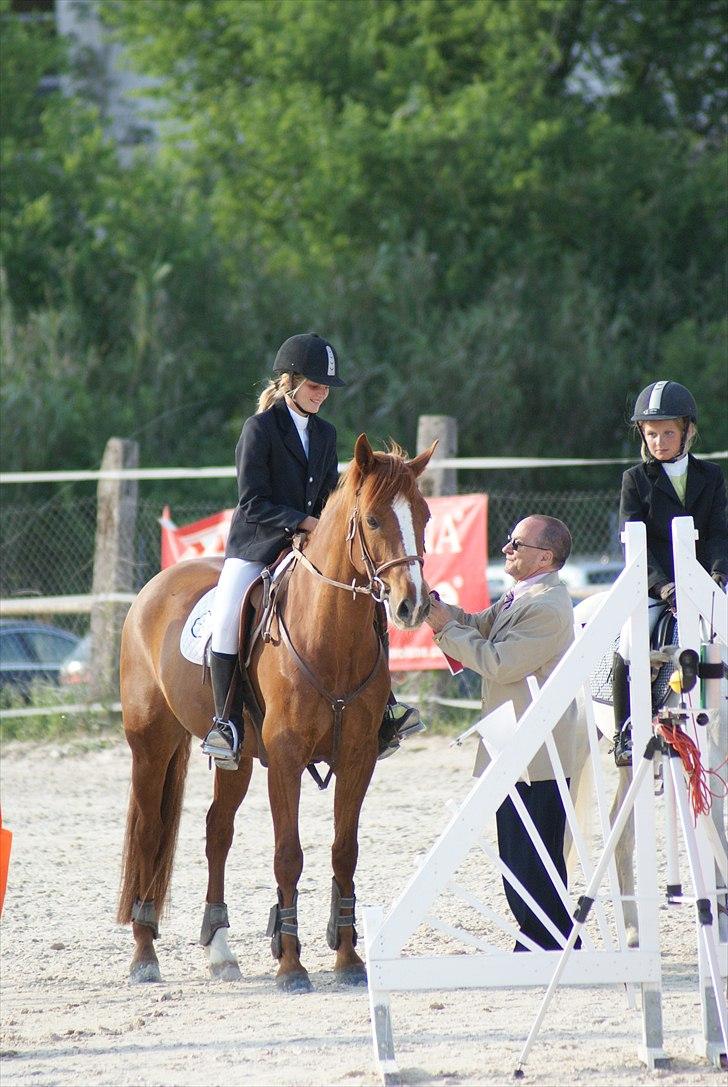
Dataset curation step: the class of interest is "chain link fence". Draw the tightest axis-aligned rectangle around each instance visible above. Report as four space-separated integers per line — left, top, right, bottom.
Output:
1 486 622 607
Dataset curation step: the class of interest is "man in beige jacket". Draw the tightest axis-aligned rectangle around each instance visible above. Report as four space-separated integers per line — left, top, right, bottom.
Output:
426 514 581 951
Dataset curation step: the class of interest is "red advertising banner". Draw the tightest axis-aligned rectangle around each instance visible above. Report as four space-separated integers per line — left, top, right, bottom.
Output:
160 493 489 671
160 505 233 568
388 494 489 671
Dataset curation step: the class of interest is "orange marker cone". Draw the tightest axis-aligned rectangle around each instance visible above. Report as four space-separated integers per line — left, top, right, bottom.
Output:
0 809 12 915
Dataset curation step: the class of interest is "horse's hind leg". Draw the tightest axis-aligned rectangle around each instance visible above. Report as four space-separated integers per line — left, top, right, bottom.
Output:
201 756 254 980
118 705 190 984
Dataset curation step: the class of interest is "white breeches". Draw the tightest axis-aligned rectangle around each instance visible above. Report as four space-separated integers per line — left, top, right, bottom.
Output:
210 557 265 654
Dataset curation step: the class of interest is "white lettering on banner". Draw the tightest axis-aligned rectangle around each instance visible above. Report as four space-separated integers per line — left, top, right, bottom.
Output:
425 512 463 554
431 576 463 607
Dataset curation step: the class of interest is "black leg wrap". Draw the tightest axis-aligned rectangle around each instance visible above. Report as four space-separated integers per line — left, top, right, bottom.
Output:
131 898 159 940
199 901 230 947
326 877 357 951
266 888 300 960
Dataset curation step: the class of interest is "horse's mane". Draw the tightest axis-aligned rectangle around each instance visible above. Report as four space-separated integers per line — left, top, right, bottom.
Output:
334 442 421 511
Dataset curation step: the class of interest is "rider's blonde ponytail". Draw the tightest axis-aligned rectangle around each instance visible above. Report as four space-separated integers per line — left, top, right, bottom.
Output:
256 373 300 413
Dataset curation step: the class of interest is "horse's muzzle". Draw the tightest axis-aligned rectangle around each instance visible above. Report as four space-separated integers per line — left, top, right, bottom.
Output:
392 593 431 629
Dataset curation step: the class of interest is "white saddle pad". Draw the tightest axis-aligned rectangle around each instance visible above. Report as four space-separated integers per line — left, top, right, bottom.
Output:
179 552 297 666
180 588 216 665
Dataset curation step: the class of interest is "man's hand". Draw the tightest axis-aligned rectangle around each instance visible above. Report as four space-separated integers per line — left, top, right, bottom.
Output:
712 570 728 591
425 595 453 634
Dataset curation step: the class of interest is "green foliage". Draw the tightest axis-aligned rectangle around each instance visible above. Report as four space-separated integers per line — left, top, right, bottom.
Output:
2 0 726 481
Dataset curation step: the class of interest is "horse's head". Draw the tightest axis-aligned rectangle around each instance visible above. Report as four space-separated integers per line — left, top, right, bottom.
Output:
344 433 436 629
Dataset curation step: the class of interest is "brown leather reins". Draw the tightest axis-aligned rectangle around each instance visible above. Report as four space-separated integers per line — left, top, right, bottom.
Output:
291 503 424 603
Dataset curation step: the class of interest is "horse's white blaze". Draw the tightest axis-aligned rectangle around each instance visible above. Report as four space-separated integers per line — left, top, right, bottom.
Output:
392 494 424 610
206 926 237 966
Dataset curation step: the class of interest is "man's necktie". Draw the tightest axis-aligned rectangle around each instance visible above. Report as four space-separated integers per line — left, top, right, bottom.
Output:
501 590 514 609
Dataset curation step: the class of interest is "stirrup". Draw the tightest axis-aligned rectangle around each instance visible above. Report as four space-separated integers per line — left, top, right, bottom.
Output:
376 703 426 761
392 703 426 740
201 718 241 770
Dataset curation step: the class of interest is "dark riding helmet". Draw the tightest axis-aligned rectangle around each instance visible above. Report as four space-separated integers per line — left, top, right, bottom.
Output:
273 332 346 387
631 381 697 424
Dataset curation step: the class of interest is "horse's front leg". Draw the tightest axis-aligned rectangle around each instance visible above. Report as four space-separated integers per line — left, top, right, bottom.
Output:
266 739 310 993
202 755 254 980
328 739 378 986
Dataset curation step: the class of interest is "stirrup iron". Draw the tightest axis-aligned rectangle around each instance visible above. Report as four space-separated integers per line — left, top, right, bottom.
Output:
201 718 241 770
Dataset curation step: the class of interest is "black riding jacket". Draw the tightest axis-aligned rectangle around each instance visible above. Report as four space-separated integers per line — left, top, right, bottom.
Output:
225 398 339 564
619 455 728 597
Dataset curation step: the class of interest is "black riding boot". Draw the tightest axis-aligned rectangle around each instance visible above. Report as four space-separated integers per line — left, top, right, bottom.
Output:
612 652 632 767
201 650 242 769
377 693 426 760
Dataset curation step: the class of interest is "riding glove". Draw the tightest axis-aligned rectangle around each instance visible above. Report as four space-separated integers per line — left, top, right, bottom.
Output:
711 571 728 591
658 581 677 611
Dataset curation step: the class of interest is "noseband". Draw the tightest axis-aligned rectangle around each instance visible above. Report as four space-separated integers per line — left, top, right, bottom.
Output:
292 502 424 602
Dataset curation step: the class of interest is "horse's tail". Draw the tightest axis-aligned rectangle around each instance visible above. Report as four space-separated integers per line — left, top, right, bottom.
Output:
117 733 192 925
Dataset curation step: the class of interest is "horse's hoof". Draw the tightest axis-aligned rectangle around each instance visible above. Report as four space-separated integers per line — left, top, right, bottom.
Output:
210 960 242 982
129 961 162 984
276 971 313 994
335 963 368 987
626 925 640 948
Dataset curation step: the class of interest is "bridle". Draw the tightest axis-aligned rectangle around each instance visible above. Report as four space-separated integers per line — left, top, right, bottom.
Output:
291 499 424 603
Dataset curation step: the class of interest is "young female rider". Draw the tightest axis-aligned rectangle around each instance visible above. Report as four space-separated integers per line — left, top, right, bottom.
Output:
201 332 422 768
612 380 728 765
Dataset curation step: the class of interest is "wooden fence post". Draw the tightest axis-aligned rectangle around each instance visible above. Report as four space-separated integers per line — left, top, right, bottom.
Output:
89 438 139 702
416 415 458 497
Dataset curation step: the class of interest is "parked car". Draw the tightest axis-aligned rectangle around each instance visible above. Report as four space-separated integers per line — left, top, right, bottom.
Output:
559 556 624 599
486 555 623 606
59 632 92 687
486 561 509 603
0 620 80 694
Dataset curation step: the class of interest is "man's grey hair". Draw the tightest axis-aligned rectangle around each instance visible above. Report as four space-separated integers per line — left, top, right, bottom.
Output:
533 516 572 569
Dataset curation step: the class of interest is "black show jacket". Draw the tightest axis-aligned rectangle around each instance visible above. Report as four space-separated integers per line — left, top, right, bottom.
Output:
225 398 339 563
619 455 728 596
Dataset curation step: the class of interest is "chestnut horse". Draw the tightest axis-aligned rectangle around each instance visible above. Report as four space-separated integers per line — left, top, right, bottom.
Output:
117 434 435 991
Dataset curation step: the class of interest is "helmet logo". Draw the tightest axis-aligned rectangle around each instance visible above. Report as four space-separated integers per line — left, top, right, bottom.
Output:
646 380 669 415
325 345 336 376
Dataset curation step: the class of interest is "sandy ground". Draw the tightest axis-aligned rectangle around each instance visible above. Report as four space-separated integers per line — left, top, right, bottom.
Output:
0 730 725 1087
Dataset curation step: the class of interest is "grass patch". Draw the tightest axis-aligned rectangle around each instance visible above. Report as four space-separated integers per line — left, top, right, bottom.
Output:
0 682 120 744
392 669 481 735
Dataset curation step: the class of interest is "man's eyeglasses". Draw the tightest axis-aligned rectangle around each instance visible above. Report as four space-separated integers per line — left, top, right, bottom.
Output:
505 535 550 552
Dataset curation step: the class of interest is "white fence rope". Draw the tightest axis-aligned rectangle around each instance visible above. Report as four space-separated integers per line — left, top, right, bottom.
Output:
1 451 726 484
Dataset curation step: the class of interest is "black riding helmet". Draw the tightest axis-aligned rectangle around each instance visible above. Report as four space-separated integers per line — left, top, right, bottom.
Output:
631 381 697 423
631 380 697 462
273 332 346 387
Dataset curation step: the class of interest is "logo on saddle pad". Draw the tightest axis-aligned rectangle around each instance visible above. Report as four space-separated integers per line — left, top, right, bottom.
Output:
180 588 216 665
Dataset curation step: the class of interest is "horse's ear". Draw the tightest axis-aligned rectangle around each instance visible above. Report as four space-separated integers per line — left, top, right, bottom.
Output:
407 439 438 479
354 433 376 475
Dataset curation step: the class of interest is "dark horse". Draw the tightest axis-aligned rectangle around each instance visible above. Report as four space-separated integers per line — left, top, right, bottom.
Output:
117 435 435 991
